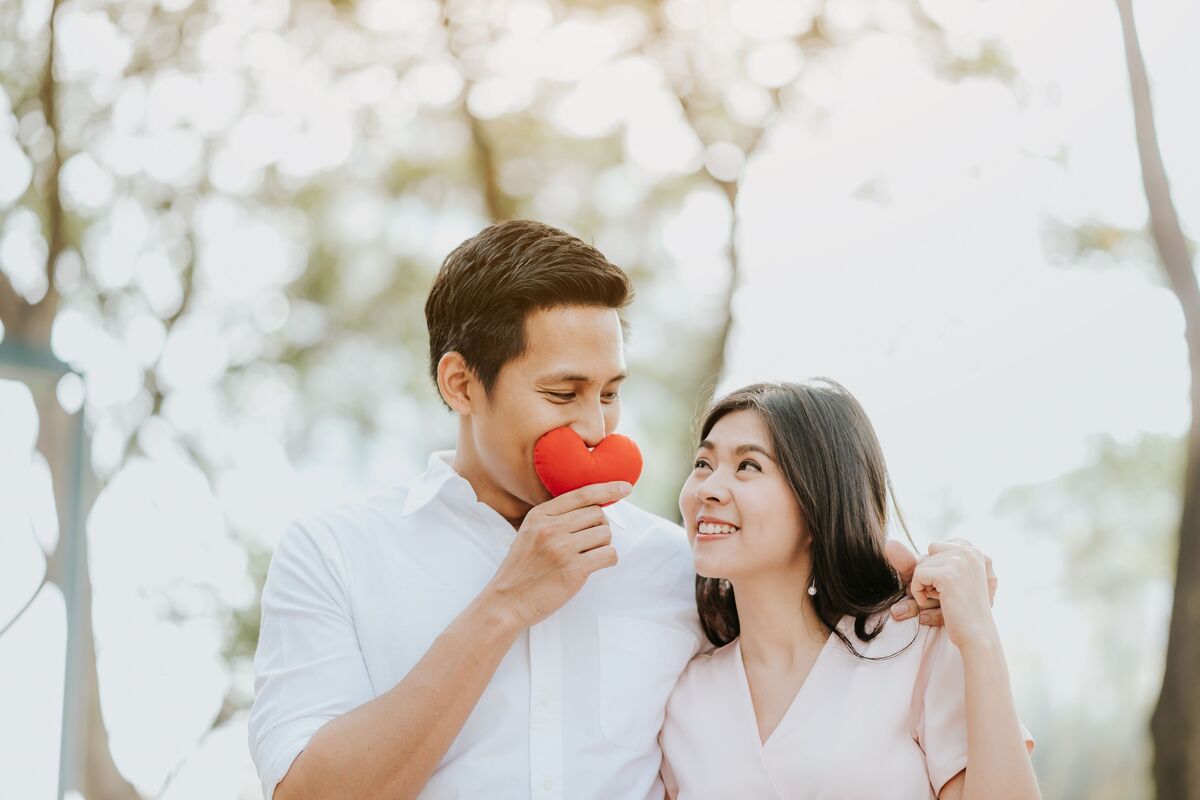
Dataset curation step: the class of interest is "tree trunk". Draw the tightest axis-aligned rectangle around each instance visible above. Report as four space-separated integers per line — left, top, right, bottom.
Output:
0 0 143 795
0 345 142 800
439 0 513 222
1114 1 1200 796
700 177 743 405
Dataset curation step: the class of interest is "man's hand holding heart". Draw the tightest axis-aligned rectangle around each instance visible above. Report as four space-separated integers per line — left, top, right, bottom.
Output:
485 427 644 630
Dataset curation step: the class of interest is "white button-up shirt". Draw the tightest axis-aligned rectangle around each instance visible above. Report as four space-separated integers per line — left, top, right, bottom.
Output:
249 452 703 800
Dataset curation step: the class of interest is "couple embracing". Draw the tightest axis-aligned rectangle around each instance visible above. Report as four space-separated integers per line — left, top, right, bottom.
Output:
248 220 1038 799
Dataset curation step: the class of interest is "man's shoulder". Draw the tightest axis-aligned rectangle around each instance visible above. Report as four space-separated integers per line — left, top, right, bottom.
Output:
605 500 693 576
607 500 687 542
280 485 410 554
670 638 734 700
606 498 681 528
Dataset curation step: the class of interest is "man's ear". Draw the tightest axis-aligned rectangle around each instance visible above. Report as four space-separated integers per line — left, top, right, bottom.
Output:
437 352 477 414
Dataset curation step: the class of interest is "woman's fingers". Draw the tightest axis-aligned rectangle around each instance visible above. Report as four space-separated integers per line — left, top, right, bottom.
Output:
912 562 956 606
937 538 998 605
893 540 992 622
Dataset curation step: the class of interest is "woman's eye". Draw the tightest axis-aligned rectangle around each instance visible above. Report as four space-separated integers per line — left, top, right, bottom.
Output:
693 458 711 470
548 392 575 401
601 392 619 403
738 460 762 472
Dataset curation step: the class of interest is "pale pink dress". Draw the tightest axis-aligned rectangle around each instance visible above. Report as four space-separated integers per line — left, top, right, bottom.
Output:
659 616 1033 799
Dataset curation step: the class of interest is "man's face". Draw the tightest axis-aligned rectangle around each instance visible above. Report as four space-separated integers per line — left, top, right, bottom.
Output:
463 304 627 516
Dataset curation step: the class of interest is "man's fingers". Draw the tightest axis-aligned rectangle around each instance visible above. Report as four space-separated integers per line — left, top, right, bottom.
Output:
542 482 632 516
572 524 612 554
580 544 619 572
885 539 919 582
552 505 608 534
918 608 945 627
890 598 919 621
890 594 941 621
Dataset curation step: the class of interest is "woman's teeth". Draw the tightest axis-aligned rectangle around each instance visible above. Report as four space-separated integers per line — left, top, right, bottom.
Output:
698 522 738 535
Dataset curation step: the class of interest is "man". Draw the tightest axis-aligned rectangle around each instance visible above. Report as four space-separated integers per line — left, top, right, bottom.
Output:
249 219 984 799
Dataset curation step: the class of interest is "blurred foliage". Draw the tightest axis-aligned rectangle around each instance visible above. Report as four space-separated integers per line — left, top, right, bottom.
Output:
0 0 1036 795
999 433 1183 799
1001 434 1180 589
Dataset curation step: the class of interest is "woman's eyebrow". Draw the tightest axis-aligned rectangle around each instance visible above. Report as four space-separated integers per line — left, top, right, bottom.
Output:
696 441 774 459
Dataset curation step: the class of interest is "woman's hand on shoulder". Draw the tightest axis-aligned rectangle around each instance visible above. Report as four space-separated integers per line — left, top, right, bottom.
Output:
888 538 998 627
909 541 998 650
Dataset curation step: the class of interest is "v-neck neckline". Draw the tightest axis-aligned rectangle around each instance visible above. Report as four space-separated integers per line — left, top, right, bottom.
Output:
734 616 848 748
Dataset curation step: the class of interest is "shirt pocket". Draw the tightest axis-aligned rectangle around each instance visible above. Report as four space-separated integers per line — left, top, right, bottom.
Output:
597 614 699 753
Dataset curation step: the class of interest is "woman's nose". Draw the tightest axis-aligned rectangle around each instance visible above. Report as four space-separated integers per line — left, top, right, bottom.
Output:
695 472 730 504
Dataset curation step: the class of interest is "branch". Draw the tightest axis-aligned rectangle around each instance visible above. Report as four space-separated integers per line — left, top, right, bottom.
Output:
0 573 48 639
0 266 26 335
648 13 783 398
1114 0 1200 340
122 228 198 463
438 0 512 221
24 0 66 346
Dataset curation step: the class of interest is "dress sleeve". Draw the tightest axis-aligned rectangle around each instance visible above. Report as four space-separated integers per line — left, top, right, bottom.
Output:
910 627 1035 796
247 521 376 800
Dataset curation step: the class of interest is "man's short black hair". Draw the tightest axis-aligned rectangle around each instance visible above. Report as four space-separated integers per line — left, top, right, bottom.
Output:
425 219 634 396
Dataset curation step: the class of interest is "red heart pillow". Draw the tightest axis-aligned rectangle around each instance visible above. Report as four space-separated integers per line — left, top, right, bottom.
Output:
533 427 643 505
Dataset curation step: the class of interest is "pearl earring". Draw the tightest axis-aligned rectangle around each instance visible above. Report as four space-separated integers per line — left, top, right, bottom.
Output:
807 583 817 596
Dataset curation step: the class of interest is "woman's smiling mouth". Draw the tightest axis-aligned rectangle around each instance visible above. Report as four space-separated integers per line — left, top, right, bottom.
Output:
696 518 740 539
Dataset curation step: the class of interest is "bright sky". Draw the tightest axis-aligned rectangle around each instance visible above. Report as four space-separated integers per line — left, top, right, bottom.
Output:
1 0 1197 797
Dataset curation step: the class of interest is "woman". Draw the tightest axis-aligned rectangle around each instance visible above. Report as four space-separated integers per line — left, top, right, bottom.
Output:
658 381 1037 799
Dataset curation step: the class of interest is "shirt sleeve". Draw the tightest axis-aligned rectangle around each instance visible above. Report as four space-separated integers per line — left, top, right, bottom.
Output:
248 520 376 800
658 732 679 800
911 627 1035 796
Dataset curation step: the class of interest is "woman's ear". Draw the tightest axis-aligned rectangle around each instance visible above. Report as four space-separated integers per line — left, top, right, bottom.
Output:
437 352 475 415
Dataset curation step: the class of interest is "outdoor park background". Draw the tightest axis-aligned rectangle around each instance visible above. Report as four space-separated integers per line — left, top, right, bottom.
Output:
1 0 1198 797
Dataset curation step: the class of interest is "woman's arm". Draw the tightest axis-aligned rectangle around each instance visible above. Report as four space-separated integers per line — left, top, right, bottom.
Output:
911 542 1039 800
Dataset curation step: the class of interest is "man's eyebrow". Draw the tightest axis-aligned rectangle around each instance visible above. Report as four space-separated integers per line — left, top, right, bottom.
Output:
537 372 627 385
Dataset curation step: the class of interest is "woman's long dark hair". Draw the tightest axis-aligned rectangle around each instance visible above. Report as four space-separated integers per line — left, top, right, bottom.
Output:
694 380 917 658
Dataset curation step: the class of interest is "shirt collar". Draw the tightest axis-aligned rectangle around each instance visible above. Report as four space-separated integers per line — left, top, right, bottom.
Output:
402 451 477 516
401 451 634 540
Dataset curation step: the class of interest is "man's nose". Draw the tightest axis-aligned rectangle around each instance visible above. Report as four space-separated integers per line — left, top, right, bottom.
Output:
572 405 607 448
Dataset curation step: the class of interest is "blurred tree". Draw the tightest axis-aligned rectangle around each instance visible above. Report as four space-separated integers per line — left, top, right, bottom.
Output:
0 0 140 796
1111 0 1200 795
1 0 1011 795
1000 434 1181 799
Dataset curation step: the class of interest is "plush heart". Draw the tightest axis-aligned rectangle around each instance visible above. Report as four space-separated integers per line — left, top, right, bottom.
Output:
533 427 643 504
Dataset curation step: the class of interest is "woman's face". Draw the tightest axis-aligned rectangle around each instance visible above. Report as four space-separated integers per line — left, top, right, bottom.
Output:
679 409 811 581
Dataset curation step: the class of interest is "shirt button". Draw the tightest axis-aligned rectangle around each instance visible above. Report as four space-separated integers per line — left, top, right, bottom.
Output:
540 691 551 707
542 777 552 791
